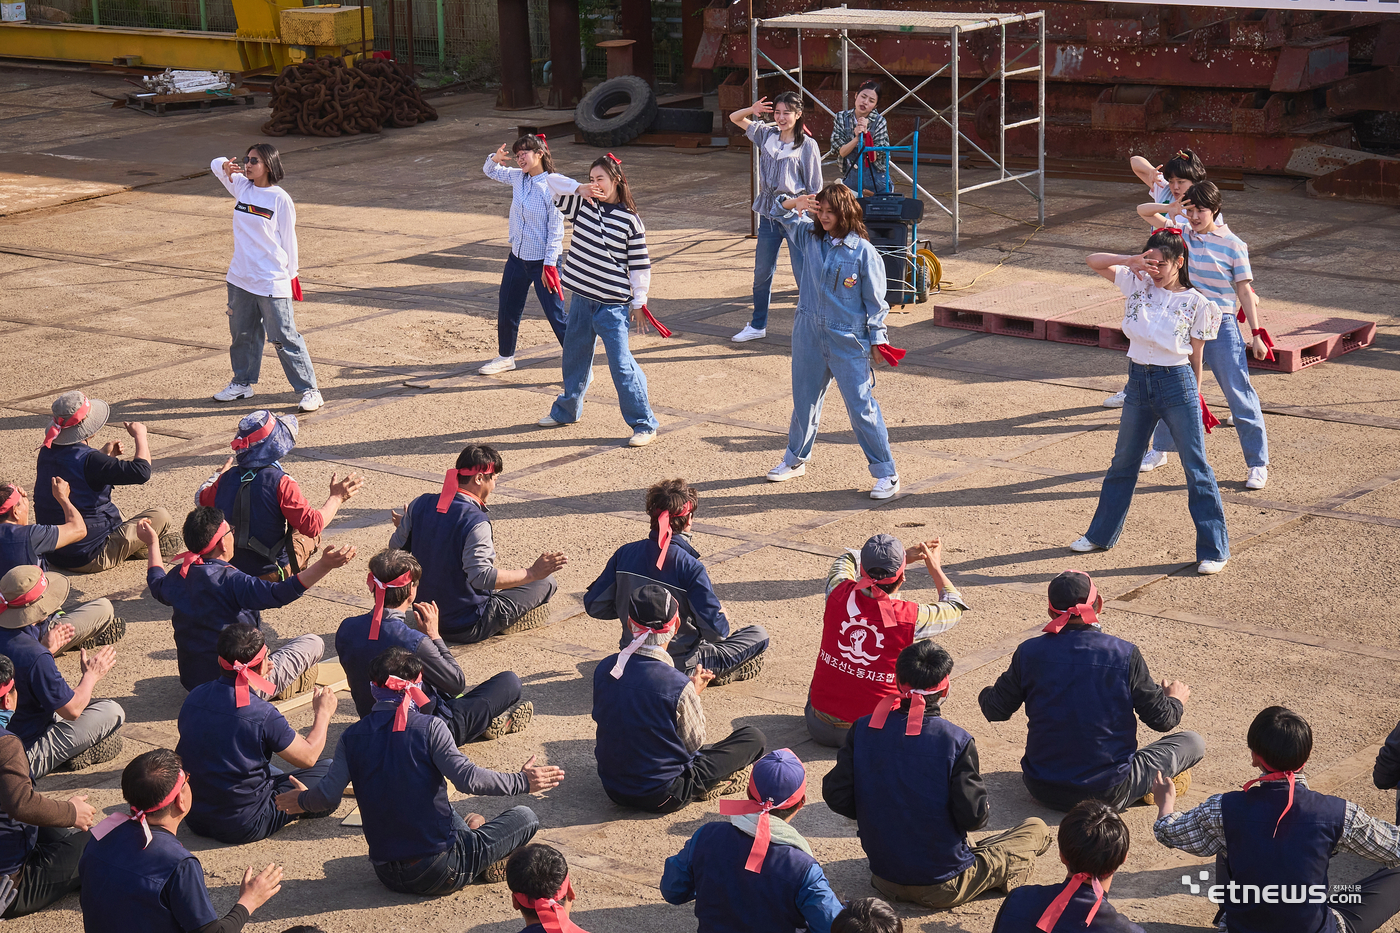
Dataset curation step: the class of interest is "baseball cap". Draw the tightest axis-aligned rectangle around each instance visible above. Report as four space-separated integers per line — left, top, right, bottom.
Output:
751 748 807 805
860 534 905 579
627 584 680 630
1048 570 1095 612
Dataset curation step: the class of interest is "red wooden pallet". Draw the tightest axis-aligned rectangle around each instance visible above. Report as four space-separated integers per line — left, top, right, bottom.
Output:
1046 302 1129 350
933 281 1120 340
1244 311 1377 373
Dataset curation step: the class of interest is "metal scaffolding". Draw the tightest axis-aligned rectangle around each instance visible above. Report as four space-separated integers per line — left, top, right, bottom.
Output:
749 6 1046 252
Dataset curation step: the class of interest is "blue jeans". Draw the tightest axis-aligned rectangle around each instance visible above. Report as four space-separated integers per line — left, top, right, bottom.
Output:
1151 319 1268 467
373 806 539 896
751 214 807 330
226 284 318 393
549 293 659 432
783 312 897 479
497 253 567 357
1085 363 1229 563
187 760 335 845
842 164 893 194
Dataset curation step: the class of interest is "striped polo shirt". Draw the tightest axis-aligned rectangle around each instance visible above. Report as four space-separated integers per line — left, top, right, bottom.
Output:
1185 226 1251 311
554 194 650 306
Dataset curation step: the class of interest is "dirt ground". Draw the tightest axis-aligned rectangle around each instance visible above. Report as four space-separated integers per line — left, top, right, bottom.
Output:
2 63 1399 933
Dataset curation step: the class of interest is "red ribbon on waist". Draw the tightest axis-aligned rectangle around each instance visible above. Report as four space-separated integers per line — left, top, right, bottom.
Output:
868 678 949 736
219 643 275 707
43 395 90 449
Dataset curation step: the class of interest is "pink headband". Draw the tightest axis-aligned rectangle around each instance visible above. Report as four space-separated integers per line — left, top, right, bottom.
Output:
384 674 431 731
1036 872 1104 931
172 521 229 578
219 643 274 707
0 679 12 699
367 570 413 640
230 413 276 450
91 769 187 848
437 465 495 512
654 501 694 569
43 395 90 449
718 757 807 873
852 567 905 627
0 572 48 612
611 612 681 679
1242 770 1298 837
513 876 585 933
0 487 21 516
868 678 949 736
1044 572 1098 634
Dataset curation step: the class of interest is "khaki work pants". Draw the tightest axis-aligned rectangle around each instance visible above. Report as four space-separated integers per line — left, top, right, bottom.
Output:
872 817 1051 909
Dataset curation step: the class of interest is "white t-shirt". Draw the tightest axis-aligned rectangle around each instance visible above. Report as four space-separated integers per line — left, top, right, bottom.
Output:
211 158 298 299
1115 267 1222 366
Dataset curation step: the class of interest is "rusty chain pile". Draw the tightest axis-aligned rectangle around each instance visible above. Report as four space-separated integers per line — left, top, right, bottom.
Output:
262 56 438 138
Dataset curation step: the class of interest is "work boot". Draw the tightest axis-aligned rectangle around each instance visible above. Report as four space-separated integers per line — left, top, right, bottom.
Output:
709 649 766 687
498 604 551 637
698 765 752 801
479 701 534 742
56 734 124 773
273 664 320 702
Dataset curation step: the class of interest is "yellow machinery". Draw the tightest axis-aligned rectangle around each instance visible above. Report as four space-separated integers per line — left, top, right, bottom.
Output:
0 0 372 73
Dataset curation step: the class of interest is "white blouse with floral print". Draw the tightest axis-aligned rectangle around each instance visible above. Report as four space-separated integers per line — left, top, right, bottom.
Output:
1114 266 1222 366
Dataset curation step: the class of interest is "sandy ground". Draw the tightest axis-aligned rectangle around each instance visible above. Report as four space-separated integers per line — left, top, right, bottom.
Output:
2 63 1399 933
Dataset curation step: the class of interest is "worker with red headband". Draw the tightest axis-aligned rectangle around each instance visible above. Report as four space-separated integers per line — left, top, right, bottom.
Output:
507 843 590 933
141 507 353 694
979 570 1203 812
0 652 99 919
276 647 564 896
993 800 1142 932
592 585 766 812
195 409 364 581
585 478 768 685
0 565 124 779
390 444 566 643
335 548 531 746
1154 706 1400 933
806 533 967 747
825 640 1050 909
80 748 284 933
661 748 843 932
32 391 181 574
175 624 337 845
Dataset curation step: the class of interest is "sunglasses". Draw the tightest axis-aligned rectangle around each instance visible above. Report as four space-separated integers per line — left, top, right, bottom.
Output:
244 157 262 166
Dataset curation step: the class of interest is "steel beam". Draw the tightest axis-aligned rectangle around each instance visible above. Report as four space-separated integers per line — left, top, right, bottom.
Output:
495 0 534 110
618 0 655 85
546 0 583 109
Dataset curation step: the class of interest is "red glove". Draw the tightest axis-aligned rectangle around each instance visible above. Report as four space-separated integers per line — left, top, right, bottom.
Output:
1251 328 1276 362
874 343 907 367
637 304 672 338
291 276 303 302
542 265 561 295
1200 394 1221 434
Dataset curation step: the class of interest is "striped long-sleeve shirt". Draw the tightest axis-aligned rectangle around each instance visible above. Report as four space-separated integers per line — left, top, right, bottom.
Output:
553 190 651 308
481 157 566 266
1185 226 1252 313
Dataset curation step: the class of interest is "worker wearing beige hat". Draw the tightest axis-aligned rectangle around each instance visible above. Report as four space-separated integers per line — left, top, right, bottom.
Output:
32 391 182 574
0 566 125 779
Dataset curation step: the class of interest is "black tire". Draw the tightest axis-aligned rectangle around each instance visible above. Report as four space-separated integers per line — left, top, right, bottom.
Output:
648 107 714 135
575 76 657 147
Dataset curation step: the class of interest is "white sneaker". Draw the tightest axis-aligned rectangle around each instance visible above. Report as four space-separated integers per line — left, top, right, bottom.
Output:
213 382 253 402
1221 414 1235 426
627 430 657 448
731 325 767 342
478 356 516 375
1069 535 1104 553
1245 466 1268 490
1140 449 1168 472
537 415 561 427
1102 390 1127 408
766 462 806 482
1198 558 1229 575
869 476 901 500
297 389 324 412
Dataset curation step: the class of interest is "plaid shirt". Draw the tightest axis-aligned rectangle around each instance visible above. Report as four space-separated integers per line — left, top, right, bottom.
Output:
482 157 565 266
828 108 890 175
1154 775 1400 932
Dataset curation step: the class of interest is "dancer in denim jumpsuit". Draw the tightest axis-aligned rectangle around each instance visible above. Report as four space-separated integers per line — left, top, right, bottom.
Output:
765 185 901 500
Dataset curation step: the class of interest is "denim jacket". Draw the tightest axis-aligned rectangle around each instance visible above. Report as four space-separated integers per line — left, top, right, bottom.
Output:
778 207 890 346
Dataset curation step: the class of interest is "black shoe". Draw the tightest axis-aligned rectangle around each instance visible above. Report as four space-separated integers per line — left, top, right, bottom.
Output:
55 734 124 773
709 649 766 687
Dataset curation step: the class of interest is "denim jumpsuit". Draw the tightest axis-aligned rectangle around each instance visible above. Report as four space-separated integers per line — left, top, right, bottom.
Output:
776 210 897 479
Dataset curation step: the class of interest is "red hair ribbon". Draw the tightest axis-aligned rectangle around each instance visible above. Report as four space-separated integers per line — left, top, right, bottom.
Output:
0 678 13 699
171 521 229 578
366 569 413 640
1252 328 1276 362
611 611 680 679
384 674 431 731
43 395 90 449
606 152 621 165
875 344 906 367
291 276 303 302
0 572 48 612
437 465 495 512
869 678 949 736
230 413 276 450
219 643 275 707
718 760 808 873
91 769 187 848
851 567 905 627
654 500 694 569
1036 872 1105 932
513 875 586 933
1044 571 1099 634
1151 226 1182 236
1200 394 1221 434
1242 770 1298 837
0 487 21 516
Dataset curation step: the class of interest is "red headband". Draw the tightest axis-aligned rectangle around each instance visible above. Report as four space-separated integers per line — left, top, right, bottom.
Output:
852 567 905 627
611 612 681 679
91 769 187 849
513 876 586 933
230 413 276 450
1242 770 1298 837
43 395 90 449
1044 572 1099 634
0 487 21 516
437 466 496 512
172 521 229 578
219 643 274 707
0 572 48 612
1151 226 1182 236
654 501 694 569
1036 872 1104 932
868 678 949 736
366 570 414 640
718 759 807 872
0 679 13 699
384 674 431 731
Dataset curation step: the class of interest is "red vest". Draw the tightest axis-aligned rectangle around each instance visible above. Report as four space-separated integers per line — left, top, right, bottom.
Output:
807 579 920 723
